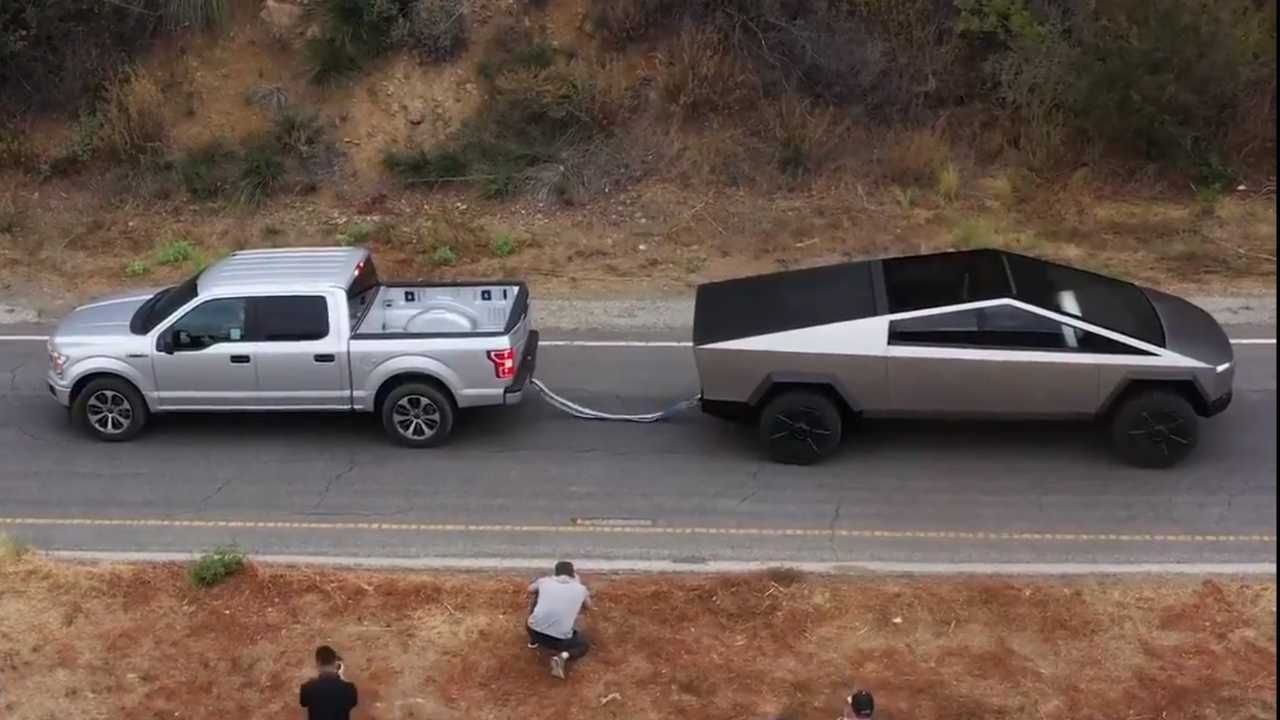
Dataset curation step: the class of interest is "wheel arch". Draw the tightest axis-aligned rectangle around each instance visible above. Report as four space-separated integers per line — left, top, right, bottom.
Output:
747 372 860 418
70 372 149 409
1099 378 1209 418
373 373 458 416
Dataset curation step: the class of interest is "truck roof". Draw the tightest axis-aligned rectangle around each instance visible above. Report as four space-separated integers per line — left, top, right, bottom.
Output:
198 247 369 294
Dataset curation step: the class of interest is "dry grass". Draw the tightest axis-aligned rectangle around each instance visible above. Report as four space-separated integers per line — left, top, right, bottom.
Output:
100 68 170 161
884 127 951 186
0 556 1273 720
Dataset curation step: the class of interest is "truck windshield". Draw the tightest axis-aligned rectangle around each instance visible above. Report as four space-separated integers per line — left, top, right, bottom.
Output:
130 272 200 335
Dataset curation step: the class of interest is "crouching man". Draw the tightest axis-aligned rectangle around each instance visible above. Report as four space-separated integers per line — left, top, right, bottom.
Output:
526 560 592 679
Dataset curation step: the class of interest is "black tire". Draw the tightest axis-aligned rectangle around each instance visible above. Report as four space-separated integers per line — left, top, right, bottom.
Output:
1108 389 1199 468
72 377 148 442
758 390 843 465
381 382 455 448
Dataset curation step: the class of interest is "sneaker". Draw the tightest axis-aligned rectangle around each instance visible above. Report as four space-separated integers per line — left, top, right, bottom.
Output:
549 653 566 680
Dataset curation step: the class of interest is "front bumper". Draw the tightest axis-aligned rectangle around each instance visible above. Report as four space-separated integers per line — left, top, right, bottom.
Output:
504 330 540 406
1205 390 1232 417
48 373 72 407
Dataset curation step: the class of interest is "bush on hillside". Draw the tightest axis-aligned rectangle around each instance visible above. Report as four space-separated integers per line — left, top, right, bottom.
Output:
100 68 169 161
0 0 227 114
306 0 469 83
959 0 1276 177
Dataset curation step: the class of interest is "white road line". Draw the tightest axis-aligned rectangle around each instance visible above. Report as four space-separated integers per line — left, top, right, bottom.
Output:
0 336 1275 346
43 551 1280 576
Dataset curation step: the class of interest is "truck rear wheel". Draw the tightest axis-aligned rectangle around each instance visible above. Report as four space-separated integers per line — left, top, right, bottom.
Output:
73 377 148 442
1108 389 1198 468
758 390 843 465
381 383 455 448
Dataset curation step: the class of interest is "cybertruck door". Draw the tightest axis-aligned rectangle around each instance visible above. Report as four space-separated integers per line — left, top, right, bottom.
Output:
884 303 1100 418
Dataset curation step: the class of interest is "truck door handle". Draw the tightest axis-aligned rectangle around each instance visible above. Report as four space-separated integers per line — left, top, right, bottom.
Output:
229 355 252 364
313 354 336 363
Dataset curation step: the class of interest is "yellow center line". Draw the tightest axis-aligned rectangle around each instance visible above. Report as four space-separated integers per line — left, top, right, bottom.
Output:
0 516 1273 544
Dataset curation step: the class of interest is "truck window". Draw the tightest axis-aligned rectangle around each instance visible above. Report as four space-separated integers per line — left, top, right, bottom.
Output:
251 296 330 341
171 298 248 350
883 251 1011 313
131 272 201 334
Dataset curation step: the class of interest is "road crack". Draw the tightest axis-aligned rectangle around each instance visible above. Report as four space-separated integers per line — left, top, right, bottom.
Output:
828 500 843 563
196 477 233 509
313 459 357 510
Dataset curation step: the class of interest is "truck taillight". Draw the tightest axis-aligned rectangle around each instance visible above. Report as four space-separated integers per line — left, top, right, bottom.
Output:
487 348 516 380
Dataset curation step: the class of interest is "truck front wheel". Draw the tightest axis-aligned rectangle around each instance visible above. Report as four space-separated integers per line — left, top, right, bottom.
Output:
73 377 148 442
381 383 455 448
1107 389 1198 468
758 390 843 465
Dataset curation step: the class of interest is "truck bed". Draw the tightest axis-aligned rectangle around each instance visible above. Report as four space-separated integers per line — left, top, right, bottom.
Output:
354 283 526 337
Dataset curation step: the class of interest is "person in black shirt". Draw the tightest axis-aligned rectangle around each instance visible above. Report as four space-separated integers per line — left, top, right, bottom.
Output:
300 645 358 720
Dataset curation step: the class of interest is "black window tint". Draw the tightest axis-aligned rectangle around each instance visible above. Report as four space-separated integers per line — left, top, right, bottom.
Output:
889 304 1154 355
978 304 1071 350
883 251 1012 313
252 296 329 341
1004 253 1164 346
171 298 247 350
888 308 980 346
132 272 201 334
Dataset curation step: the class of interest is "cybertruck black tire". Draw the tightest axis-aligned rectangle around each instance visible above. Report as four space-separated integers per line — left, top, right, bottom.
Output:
381 383 455 448
758 390 843 465
1108 389 1199 468
72 377 148 442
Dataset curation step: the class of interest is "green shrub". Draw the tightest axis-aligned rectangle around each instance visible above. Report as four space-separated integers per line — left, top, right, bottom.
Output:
176 141 238 200
161 0 228 30
0 0 161 113
273 109 325 157
238 140 286 205
189 546 246 588
304 35 363 85
935 162 961 203
125 259 151 277
951 217 996 248
383 147 470 183
155 237 195 265
431 244 458 266
0 195 20 234
338 222 376 246
490 232 517 257
397 0 469 63
0 533 30 566
959 0 1275 172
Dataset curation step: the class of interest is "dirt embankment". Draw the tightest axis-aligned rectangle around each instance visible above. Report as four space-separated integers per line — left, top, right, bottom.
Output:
0 556 1274 720
0 1 1276 314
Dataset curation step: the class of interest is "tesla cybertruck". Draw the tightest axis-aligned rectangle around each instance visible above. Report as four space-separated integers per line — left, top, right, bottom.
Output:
693 250 1234 467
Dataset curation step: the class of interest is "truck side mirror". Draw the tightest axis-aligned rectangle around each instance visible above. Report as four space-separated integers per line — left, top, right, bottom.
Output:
158 332 175 355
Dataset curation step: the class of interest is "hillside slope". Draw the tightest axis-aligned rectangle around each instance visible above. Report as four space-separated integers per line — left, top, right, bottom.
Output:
0 0 1274 310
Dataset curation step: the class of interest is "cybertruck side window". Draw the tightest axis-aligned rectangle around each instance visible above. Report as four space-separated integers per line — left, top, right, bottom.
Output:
883 251 1011 313
889 305 1154 354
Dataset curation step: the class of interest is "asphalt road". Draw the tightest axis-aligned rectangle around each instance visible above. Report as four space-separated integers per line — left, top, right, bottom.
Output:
0 325 1275 566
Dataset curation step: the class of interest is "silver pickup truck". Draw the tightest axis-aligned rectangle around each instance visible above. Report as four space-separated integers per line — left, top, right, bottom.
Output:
46 247 539 446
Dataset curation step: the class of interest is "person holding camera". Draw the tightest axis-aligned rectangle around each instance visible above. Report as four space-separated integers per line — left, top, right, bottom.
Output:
300 645 358 720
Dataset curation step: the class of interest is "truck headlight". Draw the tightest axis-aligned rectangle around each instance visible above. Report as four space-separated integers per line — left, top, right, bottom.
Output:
48 342 68 378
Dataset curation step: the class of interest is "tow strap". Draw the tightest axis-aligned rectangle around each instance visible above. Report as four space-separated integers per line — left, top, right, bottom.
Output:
530 378 698 423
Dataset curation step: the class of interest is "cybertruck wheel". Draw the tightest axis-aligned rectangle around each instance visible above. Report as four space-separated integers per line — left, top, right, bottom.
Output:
1108 389 1198 468
73 377 148 442
758 390 843 465
382 383 455 448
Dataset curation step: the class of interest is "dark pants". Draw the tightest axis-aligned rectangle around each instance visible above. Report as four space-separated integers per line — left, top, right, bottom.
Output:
527 627 590 660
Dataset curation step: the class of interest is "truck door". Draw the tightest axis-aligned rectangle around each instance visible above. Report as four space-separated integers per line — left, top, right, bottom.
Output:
248 295 349 409
152 297 260 409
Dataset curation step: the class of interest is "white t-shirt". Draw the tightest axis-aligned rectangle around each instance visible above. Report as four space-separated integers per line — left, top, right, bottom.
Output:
527 575 590 640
